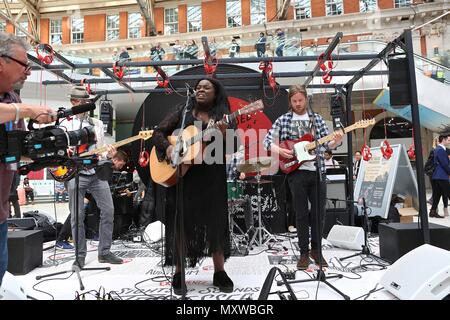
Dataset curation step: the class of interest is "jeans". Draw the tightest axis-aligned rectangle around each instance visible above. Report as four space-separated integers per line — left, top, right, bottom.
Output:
287 170 326 255
68 175 114 257
0 221 8 287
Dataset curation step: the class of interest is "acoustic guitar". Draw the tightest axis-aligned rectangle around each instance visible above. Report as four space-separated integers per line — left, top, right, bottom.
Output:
150 100 264 187
278 119 375 174
49 130 153 182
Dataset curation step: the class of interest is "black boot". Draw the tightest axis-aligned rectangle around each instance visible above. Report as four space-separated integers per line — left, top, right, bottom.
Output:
172 272 187 295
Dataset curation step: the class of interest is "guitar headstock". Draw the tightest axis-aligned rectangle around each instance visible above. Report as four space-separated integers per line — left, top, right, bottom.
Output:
354 119 375 129
139 130 154 140
239 100 264 116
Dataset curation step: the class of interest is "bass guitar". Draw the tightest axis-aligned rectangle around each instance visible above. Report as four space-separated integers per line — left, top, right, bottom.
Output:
150 100 264 187
278 119 375 174
49 130 153 182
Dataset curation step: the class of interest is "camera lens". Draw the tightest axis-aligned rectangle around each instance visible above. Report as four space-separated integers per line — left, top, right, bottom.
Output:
66 126 96 146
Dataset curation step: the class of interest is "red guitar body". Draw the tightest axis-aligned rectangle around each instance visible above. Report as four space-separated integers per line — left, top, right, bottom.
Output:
278 133 314 174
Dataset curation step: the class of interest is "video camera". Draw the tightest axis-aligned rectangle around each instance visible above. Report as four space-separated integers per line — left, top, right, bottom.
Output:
0 103 97 175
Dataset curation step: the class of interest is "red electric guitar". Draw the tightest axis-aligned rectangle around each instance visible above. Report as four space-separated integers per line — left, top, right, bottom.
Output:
278 119 375 174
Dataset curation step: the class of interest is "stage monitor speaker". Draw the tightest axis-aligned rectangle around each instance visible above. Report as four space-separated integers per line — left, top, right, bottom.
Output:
388 58 411 107
0 272 27 300
379 244 450 300
7 230 43 275
144 220 165 243
326 225 364 251
379 222 450 262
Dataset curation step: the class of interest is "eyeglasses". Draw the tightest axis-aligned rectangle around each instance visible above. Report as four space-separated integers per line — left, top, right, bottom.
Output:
0 54 32 72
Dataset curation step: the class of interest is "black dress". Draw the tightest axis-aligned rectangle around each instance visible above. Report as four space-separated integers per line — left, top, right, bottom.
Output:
152 106 230 267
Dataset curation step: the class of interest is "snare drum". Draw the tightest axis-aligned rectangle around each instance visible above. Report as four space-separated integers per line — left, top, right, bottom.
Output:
227 180 243 201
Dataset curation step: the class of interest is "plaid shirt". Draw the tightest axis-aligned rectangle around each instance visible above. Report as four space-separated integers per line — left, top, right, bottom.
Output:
263 111 331 173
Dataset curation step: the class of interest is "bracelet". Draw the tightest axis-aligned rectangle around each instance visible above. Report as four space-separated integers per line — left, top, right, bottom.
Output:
11 103 20 124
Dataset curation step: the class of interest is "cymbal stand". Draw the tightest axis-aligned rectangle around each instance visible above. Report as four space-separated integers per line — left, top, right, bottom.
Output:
247 171 277 248
228 202 248 254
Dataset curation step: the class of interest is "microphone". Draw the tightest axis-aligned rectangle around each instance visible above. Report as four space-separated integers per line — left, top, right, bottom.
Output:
56 103 96 119
185 83 196 97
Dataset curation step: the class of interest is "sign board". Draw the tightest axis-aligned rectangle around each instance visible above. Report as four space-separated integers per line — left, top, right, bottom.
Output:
354 144 418 219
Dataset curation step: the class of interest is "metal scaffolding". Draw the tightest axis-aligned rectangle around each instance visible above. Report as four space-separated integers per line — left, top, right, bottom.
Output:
35 30 429 243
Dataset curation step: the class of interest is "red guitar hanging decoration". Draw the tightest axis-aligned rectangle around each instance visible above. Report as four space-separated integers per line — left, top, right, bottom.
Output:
361 144 372 161
319 53 333 84
36 44 54 65
139 150 150 167
380 139 393 160
113 62 125 80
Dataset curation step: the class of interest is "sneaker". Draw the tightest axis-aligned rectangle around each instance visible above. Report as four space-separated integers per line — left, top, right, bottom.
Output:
172 272 187 296
310 250 328 267
213 271 234 293
98 252 123 264
55 240 74 250
72 257 85 268
296 253 311 270
288 225 297 233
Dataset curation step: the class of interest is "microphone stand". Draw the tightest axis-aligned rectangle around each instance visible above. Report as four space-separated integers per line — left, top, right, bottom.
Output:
36 157 110 290
285 99 349 300
171 85 193 299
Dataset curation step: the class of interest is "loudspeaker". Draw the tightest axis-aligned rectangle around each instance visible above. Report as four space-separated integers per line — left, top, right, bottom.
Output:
379 222 450 262
7 230 43 275
326 225 365 250
379 244 450 300
6 218 37 230
0 272 27 300
388 58 411 106
323 208 349 237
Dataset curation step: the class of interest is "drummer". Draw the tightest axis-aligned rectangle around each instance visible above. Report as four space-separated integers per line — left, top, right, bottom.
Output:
226 147 246 182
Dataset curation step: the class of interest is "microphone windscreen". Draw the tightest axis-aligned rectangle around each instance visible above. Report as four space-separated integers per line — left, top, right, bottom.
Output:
72 103 96 115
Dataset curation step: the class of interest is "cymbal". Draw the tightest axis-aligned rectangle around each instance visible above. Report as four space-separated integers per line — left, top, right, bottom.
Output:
242 179 273 184
236 157 272 173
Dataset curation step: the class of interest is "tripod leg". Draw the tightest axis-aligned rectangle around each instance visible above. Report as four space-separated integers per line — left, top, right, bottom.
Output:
36 269 74 280
339 252 360 261
322 280 350 300
72 265 85 291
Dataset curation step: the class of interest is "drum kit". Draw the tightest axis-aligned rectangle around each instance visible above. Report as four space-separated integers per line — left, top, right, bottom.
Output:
227 157 278 251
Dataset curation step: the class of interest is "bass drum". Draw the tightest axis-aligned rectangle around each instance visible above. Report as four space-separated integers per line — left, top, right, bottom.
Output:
231 176 287 234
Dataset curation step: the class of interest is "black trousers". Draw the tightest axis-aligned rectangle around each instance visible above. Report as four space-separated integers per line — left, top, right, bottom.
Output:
431 179 449 210
287 170 326 255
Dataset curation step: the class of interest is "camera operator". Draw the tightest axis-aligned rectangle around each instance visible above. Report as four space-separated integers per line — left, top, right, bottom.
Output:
0 32 56 286
63 86 123 267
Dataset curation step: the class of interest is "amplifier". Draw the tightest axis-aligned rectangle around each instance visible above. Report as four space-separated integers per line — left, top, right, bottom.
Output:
7 230 43 275
379 222 450 262
327 225 365 251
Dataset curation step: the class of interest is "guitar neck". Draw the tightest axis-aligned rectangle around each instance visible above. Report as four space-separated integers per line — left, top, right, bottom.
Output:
305 124 358 151
80 135 142 157
188 109 244 146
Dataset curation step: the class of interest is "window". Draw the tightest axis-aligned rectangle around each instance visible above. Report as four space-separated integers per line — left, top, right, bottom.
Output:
106 14 119 41
395 0 411 8
294 0 311 20
164 8 178 35
360 0 377 12
251 0 266 25
15 21 28 40
128 13 142 39
71 17 84 44
325 0 343 16
187 5 202 32
50 19 62 45
0 20 5 32
433 47 439 56
226 0 241 28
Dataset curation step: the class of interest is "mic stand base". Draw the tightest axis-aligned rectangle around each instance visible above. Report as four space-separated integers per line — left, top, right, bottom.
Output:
284 269 350 300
